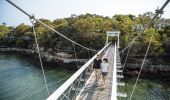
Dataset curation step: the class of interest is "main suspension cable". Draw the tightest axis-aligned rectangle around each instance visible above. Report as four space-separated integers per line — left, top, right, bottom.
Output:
128 1 170 99
119 0 170 54
6 0 97 52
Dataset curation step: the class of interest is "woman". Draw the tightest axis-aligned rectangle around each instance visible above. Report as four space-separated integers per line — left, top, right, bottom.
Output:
101 58 109 88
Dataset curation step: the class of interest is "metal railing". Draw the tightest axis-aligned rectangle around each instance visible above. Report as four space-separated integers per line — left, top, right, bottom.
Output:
111 43 117 100
47 43 111 100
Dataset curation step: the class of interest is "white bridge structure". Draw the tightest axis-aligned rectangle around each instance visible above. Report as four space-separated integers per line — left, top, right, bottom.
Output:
47 42 126 100
5 0 170 100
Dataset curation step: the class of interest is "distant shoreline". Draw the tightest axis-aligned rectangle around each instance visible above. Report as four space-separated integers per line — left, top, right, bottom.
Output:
1 47 170 77
0 47 88 65
124 64 170 77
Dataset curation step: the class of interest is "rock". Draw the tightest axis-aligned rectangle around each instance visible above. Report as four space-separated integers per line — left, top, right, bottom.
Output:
0 47 86 65
126 63 139 69
40 47 44 51
57 52 72 58
142 67 148 73
133 71 139 75
47 48 52 52
148 67 158 74
161 67 170 72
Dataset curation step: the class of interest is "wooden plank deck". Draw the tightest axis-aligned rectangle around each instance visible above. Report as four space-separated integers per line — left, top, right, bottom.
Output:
78 45 115 100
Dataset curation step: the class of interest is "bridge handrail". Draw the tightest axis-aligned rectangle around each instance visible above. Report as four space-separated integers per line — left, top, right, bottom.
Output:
111 43 117 100
47 42 111 100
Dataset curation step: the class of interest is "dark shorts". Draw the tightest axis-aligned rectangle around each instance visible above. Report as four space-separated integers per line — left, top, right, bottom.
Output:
102 72 108 76
93 66 100 69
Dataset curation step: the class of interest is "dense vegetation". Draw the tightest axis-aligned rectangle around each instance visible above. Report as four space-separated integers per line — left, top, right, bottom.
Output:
0 13 170 61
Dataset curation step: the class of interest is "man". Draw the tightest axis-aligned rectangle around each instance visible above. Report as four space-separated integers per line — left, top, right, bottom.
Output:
93 54 102 86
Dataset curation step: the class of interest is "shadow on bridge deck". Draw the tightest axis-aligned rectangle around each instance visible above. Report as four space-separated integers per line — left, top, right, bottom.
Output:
78 45 115 100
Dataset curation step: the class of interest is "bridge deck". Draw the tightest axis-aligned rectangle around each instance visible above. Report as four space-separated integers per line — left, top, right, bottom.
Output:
78 45 115 100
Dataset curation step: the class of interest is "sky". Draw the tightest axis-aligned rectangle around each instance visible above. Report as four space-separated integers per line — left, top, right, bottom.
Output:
0 0 170 26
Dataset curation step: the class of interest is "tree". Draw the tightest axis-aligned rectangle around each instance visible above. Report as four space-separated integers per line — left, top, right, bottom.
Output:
0 25 9 38
158 29 165 41
114 15 134 44
15 23 30 36
53 19 68 28
143 12 155 19
141 28 162 56
0 13 169 59
34 19 52 27
164 25 170 37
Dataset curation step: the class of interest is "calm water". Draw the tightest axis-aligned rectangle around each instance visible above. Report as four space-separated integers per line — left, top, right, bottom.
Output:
0 53 74 100
0 53 170 100
119 78 170 100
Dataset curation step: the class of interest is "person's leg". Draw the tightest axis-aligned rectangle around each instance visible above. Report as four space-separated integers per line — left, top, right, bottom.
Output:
104 72 108 87
105 72 107 79
96 69 101 86
103 76 106 84
102 73 106 88
102 73 105 84
94 69 97 81
96 69 100 82
96 74 99 82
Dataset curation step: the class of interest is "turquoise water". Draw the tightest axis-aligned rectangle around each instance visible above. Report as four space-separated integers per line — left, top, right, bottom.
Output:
119 78 170 100
0 53 74 100
0 53 170 100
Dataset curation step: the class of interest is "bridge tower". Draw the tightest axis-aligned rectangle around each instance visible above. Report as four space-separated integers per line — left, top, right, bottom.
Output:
106 31 120 48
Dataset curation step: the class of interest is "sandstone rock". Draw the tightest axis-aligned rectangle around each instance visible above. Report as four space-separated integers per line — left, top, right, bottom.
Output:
149 67 158 74
142 67 148 73
126 63 139 69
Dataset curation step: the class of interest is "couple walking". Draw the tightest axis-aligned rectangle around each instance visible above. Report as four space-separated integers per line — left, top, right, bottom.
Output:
93 54 109 88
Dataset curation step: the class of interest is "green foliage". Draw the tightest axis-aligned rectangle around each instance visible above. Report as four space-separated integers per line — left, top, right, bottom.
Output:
0 25 9 38
0 13 170 59
53 19 68 29
141 28 162 56
164 25 170 37
35 19 52 27
15 23 30 36
15 38 25 47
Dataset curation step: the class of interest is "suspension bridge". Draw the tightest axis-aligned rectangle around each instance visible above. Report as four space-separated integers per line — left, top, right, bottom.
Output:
5 0 170 100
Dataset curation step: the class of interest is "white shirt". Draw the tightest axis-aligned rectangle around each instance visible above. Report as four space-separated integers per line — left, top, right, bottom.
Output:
101 63 109 72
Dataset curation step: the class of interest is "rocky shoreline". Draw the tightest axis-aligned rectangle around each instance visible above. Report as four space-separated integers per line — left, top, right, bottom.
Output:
1 47 170 77
0 47 88 66
124 63 170 78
